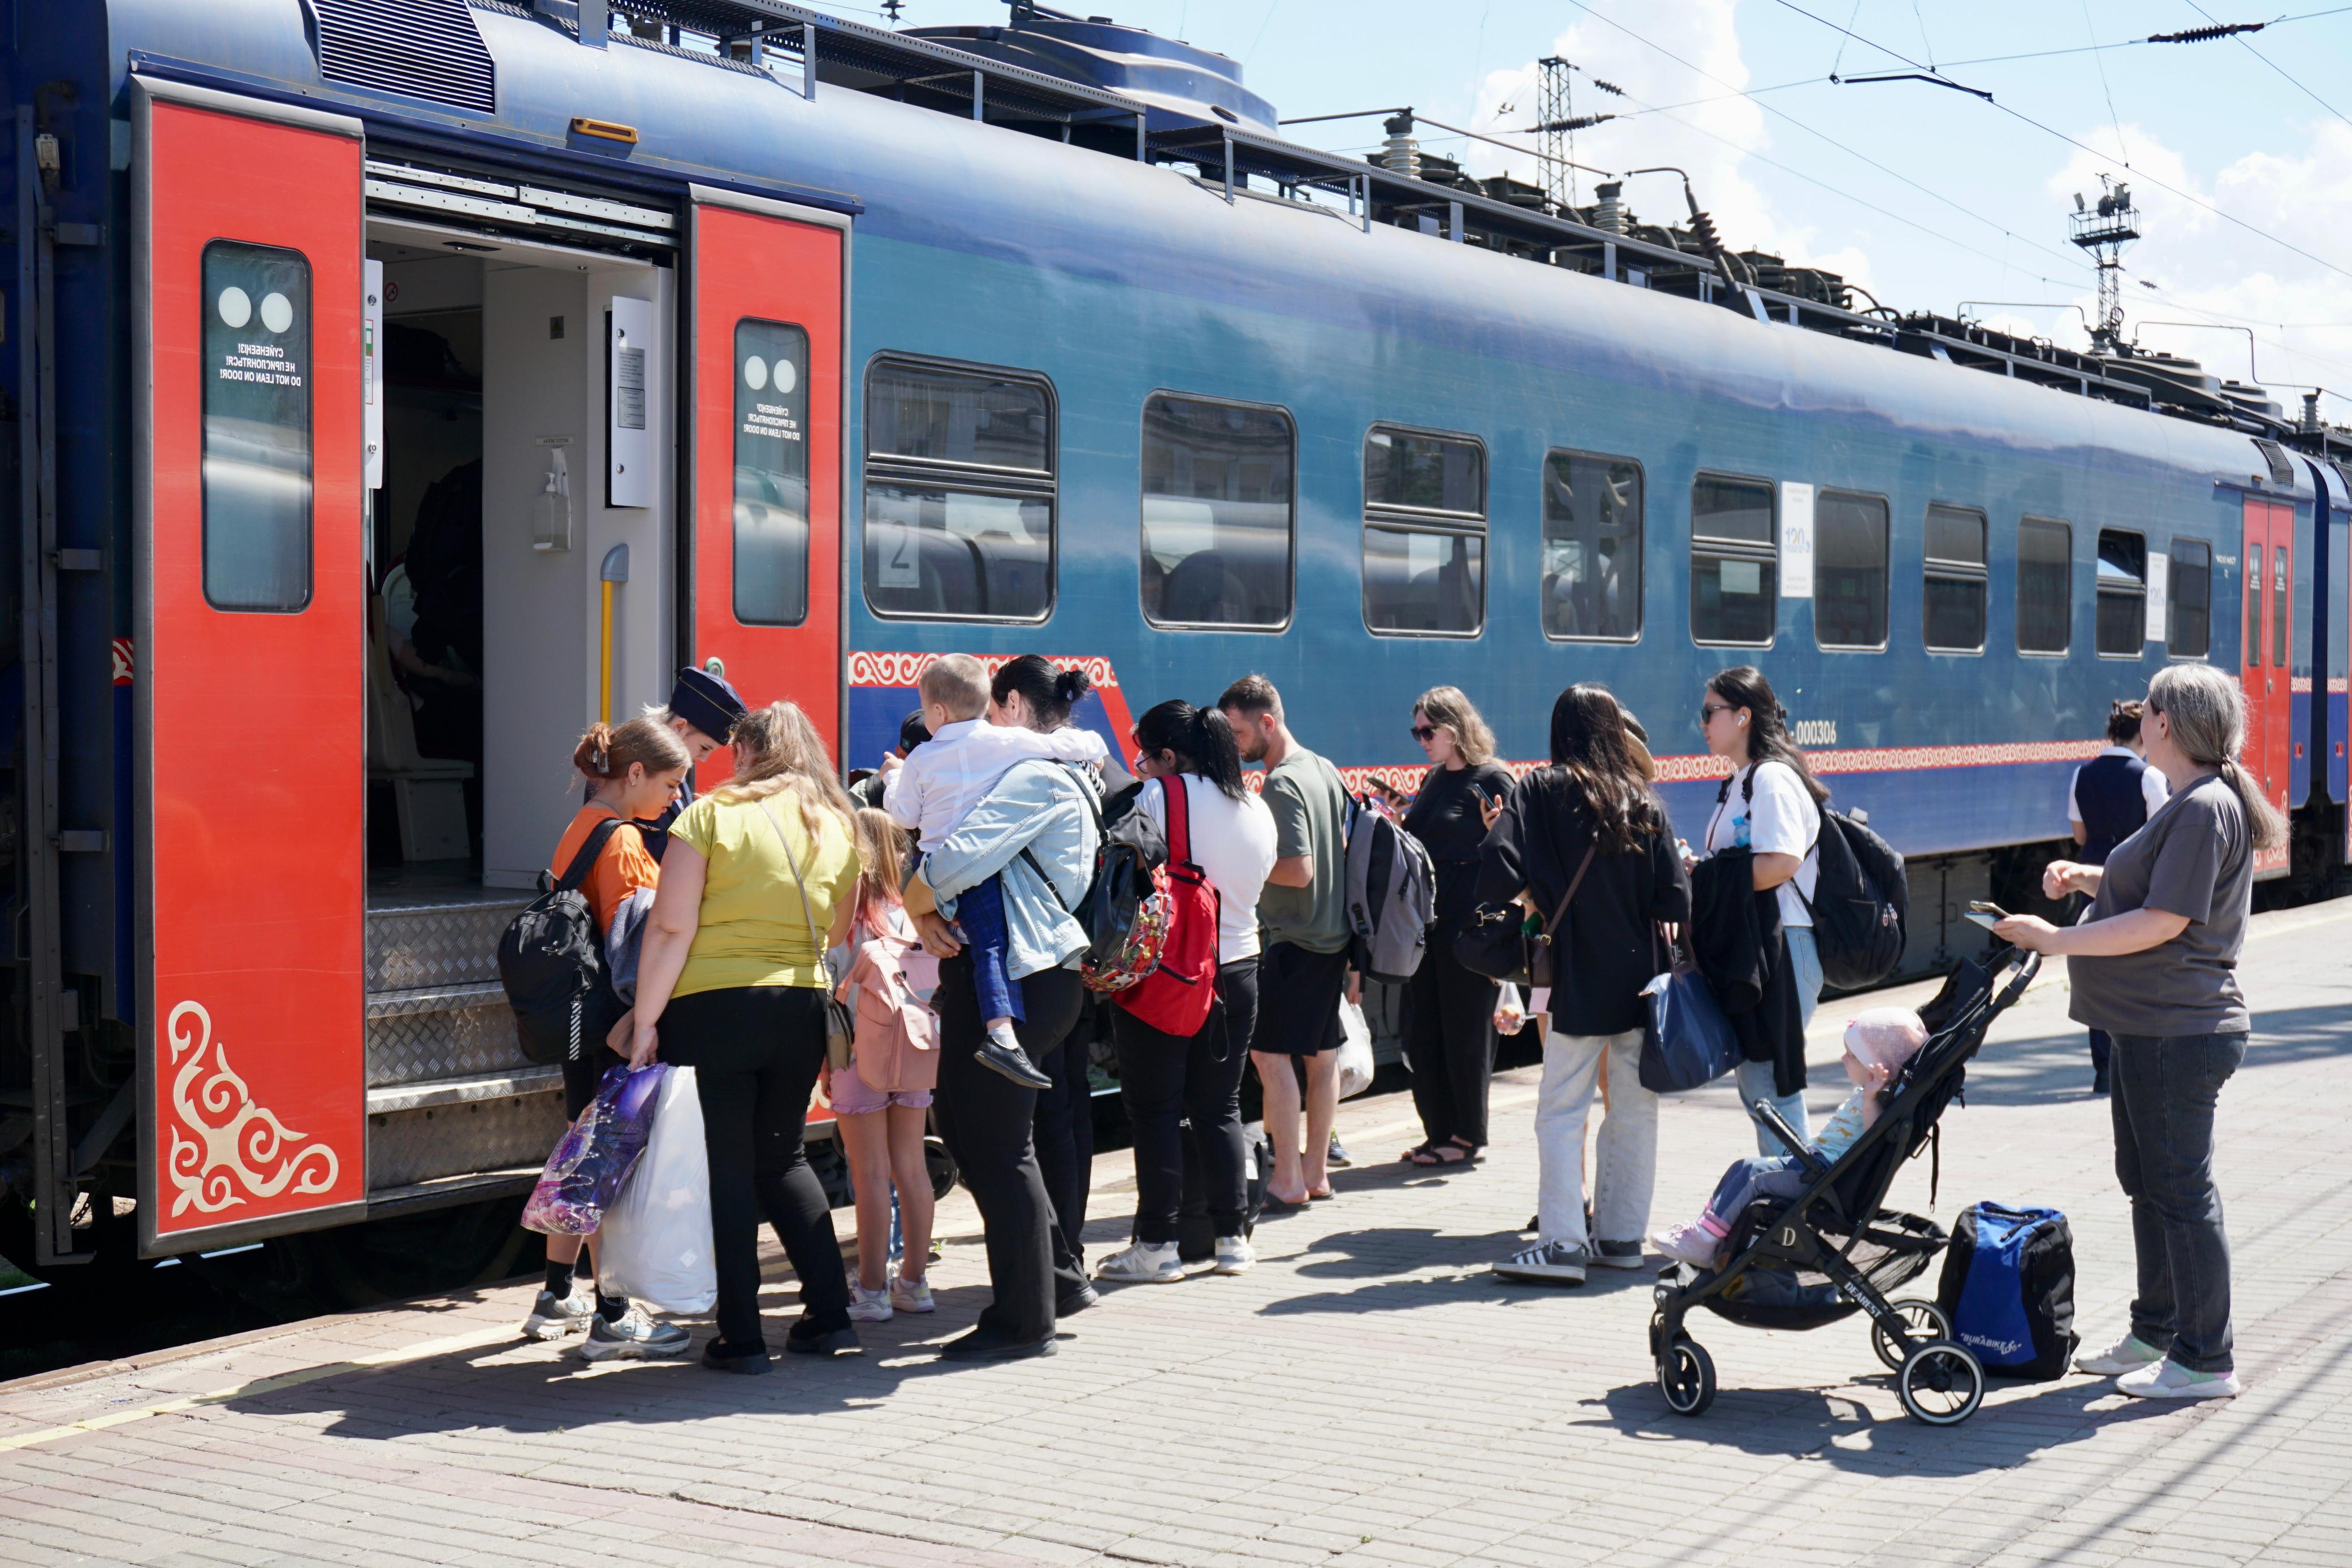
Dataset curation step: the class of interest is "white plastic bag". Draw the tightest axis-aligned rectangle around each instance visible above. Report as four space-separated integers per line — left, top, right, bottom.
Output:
596 1065 717 1314
1335 999 1375 1101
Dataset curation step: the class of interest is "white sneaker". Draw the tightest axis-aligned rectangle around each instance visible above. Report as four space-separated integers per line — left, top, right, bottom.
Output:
1095 1240 1184 1284
2075 1331 2167 1377
2117 1358 2241 1400
890 1274 935 1314
1491 1241 1588 1285
520 1286 595 1340
848 1281 893 1323
1214 1235 1255 1275
577 1305 694 1361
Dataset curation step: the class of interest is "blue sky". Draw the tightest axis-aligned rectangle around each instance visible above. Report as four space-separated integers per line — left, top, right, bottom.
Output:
862 1 2352 415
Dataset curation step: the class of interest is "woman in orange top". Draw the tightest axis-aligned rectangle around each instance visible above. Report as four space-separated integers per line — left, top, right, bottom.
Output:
521 716 691 1357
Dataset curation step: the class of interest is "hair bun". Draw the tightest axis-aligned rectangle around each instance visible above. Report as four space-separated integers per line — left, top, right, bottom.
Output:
1054 668 1093 704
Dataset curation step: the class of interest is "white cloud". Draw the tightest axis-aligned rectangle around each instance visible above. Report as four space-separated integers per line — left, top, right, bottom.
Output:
2044 119 2352 413
1450 1 1875 289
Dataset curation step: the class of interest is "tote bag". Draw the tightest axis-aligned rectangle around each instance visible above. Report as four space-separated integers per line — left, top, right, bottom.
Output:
1637 959 1743 1093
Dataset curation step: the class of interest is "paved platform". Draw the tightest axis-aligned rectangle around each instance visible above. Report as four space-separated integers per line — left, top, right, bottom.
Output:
6 902 2351 1568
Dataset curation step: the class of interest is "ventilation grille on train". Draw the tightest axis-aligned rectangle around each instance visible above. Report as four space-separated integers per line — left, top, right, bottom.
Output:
307 0 496 115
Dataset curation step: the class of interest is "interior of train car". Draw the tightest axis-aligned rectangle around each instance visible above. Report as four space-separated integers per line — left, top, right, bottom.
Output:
358 197 679 1201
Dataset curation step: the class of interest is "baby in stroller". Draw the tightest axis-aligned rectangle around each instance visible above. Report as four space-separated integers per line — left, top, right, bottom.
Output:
1654 1007 1930 1270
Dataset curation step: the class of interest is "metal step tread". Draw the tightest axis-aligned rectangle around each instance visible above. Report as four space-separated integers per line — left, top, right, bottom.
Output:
365 1166 540 1215
366 1067 561 1115
366 980 509 1018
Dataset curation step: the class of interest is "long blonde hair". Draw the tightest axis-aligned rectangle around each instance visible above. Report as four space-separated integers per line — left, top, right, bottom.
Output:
2146 665 2288 851
851 808 909 930
712 700 854 842
1414 685 1497 766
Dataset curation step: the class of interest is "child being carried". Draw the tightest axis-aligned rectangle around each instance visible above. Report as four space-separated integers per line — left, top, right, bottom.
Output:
1654 1007 1929 1270
883 653 1106 1088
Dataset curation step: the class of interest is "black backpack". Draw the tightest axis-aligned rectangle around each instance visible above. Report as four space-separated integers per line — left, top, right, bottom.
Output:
498 818 627 1067
1731 770 1908 990
1935 1203 2079 1380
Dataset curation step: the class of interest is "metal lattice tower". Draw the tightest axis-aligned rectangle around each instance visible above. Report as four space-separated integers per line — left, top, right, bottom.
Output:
2068 174 2143 354
1536 57 1574 209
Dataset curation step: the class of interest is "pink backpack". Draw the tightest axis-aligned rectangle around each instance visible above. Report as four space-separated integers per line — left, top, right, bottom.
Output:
838 912 940 1093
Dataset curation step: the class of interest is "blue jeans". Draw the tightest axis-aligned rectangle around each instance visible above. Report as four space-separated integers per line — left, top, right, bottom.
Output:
1705 1154 1809 1226
1735 925 1822 1156
954 874 1024 1024
2112 1031 2245 1373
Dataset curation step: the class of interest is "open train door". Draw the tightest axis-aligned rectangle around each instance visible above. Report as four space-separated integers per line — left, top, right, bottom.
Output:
2242 495 2294 876
131 78 368 1252
685 188 846 788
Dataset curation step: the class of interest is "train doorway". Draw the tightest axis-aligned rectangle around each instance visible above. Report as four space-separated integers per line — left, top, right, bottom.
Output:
2244 496 2294 876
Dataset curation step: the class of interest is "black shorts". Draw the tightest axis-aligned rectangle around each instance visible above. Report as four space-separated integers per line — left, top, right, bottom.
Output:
561 1042 626 1119
1248 941 1350 1056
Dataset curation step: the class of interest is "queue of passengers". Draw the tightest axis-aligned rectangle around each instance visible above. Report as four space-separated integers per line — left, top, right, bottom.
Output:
521 654 2272 1401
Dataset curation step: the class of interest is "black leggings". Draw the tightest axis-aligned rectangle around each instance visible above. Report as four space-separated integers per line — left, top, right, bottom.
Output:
1112 958 1259 1245
1403 946 1499 1147
656 985 850 1353
1032 1001 1099 1263
932 956 1088 1344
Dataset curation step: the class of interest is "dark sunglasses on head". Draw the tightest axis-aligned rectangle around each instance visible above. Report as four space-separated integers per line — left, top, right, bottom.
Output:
1411 724 1439 741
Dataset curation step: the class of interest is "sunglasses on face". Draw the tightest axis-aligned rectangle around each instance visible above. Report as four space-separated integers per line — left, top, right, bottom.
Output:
1411 725 1440 742
1699 703 1735 724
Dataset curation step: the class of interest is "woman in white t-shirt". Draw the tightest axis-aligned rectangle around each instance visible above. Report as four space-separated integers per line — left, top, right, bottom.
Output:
1692 666 1828 1153
1093 700 1278 1285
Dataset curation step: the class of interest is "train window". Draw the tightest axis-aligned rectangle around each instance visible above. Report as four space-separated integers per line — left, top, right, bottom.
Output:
1922 504 1987 653
1541 450 1642 642
2246 544 2263 668
2095 528 2147 656
2017 517 2072 654
1690 474 1776 646
863 358 1055 622
1363 426 1485 636
732 319 811 626
1141 394 1294 630
201 240 314 612
1815 491 1889 649
2168 539 2211 659
2273 544 2290 669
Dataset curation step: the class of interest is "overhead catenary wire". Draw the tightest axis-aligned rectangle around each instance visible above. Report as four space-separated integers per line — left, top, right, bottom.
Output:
1766 0 2352 284
2180 1 2352 129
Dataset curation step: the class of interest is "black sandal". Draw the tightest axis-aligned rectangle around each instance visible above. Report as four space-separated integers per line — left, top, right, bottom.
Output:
1403 1141 1444 1166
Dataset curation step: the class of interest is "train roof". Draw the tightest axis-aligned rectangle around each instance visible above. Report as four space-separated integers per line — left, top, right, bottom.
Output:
81 0 2323 500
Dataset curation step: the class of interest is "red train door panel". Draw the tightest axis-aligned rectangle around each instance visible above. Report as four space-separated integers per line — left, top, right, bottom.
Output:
2242 497 2292 875
688 188 846 789
133 80 368 1250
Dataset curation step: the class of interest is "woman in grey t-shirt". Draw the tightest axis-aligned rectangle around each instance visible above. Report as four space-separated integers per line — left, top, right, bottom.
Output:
1995 664 2287 1402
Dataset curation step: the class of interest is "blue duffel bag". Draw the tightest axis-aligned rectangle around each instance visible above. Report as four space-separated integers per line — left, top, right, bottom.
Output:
1638 963 1743 1093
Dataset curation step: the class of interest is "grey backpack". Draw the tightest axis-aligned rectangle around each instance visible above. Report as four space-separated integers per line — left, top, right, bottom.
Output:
1343 799 1437 985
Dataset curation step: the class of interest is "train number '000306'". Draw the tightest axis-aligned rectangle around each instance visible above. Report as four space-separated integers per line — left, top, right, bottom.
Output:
1792 720 1838 746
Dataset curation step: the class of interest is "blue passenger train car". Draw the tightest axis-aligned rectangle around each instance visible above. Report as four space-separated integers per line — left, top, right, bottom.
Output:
2 0 2345 1268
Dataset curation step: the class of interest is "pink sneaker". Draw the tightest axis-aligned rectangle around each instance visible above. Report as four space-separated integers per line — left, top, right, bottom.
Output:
1652 1222 1723 1270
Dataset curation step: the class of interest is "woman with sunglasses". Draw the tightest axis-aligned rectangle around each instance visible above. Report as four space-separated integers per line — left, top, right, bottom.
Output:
1398 687 1515 1168
1690 665 1829 1154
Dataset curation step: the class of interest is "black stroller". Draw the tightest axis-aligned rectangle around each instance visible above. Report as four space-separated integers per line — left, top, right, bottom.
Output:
1650 947 2040 1426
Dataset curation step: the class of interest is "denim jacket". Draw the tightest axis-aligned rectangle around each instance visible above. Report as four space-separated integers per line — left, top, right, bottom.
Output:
923 758 1101 980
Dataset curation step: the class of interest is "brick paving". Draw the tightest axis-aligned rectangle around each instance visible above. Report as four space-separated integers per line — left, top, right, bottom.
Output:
6 902 2351 1567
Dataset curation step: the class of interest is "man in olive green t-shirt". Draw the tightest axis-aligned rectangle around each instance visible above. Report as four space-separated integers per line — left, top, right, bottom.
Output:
1221 674 1354 1206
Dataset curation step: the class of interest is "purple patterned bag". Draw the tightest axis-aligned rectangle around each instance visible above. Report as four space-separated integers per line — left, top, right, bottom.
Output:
521 1063 671 1236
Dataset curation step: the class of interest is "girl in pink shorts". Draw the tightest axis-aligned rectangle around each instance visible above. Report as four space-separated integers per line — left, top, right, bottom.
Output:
833 809 943 1322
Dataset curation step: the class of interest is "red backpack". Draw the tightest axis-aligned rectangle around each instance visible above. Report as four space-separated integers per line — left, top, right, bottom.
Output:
1112 776 1221 1037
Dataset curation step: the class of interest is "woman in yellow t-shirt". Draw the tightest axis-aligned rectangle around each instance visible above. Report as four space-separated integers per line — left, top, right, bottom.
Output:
628 699 861 1372
522 716 691 1354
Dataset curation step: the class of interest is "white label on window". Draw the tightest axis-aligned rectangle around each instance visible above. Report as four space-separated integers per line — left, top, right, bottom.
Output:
1720 558 1762 596
880 527 922 588
2147 551 2169 643
1778 482 1813 599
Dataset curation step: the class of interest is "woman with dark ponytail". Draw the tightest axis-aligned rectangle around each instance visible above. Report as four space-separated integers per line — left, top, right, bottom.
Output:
1093 700 1277 1285
1691 665 1829 1153
521 716 693 1358
1995 664 2281 1401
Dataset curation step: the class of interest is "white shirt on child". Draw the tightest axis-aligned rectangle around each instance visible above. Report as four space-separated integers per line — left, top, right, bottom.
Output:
883 717 1108 850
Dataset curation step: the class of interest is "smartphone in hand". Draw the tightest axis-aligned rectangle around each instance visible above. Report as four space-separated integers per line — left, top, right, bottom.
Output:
1962 899 2008 932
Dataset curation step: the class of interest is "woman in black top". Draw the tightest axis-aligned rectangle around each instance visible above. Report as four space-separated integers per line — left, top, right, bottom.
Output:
1399 686 1516 1167
1477 685 1689 1285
